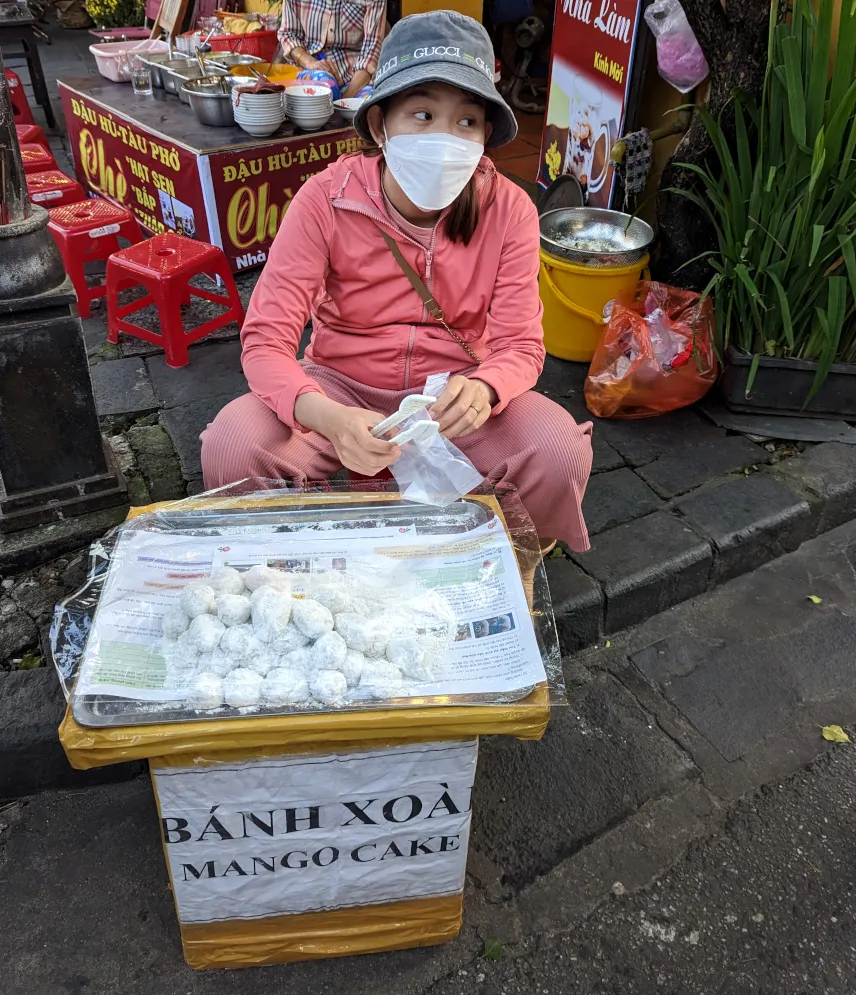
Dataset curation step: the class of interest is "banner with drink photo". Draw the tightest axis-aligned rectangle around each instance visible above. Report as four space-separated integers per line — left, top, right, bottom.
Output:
539 0 645 206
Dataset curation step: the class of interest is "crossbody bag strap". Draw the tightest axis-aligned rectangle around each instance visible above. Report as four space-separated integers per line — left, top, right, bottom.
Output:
379 229 482 366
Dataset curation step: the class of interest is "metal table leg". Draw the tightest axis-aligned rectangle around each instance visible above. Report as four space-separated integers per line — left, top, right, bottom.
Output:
22 35 54 128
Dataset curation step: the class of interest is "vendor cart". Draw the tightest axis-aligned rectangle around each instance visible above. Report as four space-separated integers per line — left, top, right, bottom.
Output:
54 485 561 970
58 77 360 273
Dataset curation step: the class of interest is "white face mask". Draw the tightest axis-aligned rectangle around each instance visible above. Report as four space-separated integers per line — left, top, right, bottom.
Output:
382 124 484 212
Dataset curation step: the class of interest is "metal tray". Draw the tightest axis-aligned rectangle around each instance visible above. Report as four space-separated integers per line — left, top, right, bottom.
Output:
70 496 550 728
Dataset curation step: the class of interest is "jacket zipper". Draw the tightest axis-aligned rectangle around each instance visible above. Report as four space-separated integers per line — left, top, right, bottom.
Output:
333 198 436 391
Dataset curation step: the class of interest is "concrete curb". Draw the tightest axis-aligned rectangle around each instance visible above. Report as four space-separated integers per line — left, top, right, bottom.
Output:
0 668 144 798
548 442 856 654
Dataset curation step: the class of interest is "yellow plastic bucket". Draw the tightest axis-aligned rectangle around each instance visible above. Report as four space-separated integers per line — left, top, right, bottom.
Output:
539 248 650 363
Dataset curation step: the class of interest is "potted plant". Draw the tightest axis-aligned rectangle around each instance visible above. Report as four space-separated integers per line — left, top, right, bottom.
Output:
674 0 856 417
84 0 145 28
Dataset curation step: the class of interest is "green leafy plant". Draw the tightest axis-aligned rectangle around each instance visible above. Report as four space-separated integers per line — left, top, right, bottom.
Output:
670 0 856 400
84 0 145 29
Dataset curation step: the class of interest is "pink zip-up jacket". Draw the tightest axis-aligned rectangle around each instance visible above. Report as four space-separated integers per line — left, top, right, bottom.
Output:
240 151 546 429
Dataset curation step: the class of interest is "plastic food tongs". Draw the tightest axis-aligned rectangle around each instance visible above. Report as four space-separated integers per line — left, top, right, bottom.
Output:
370 394 440 446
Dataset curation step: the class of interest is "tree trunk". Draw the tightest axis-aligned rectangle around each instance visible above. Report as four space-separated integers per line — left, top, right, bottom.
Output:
0 49 30 227
654 0 780 288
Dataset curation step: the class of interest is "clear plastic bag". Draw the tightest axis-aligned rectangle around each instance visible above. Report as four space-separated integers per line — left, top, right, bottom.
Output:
52 481 565 747
376 406 484 507
644 0 709 94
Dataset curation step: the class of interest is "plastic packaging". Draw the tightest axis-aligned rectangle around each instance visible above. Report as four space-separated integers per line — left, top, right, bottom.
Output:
151 738 477 969
643 0 709 94
371 393 484 507
584 281 718 419
52 482 563 768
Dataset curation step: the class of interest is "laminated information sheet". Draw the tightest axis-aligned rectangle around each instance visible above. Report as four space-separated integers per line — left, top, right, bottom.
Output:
152 740 478 924
74 518 546 707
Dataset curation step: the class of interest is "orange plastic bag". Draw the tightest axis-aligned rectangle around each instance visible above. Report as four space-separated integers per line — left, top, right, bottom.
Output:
584 282 717 419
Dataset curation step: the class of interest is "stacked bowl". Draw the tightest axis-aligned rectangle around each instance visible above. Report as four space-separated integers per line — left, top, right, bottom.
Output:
285 84 334 131
231 85 285 136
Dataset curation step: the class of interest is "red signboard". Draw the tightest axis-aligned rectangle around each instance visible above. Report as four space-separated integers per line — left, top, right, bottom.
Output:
61 89 212 242
207 129 360 271
539 0 644 206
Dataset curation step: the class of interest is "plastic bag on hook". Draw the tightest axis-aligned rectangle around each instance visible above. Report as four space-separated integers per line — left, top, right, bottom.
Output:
644 0 709 93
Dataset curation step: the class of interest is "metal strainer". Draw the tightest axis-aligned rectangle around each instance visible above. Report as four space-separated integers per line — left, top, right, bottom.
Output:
539 208 654 268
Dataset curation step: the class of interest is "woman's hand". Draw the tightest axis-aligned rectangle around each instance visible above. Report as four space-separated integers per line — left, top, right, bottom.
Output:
429 376 497 439
294 394 399 476
342 69 372 99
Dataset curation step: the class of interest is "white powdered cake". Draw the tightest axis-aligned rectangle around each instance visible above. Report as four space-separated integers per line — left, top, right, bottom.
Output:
261 667 310 706
186 673 224 710
186 614 226 654
209 567 245 597
220 623 263 661
158 563 456 712
251 587 293 643
387 635 433 681
309 669 347 704
310 631 347 671
341 649 365 688
217 593 252 627
292 599 334 640
223 668 263 707
180 582 217 618
359 661 404 699
244 565 291 593
162 605 190 640
271 622 310 655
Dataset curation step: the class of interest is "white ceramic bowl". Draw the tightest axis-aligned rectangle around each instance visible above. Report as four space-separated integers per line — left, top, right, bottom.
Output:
286 99 332 111
333 97 364 122
289 114 333 131
286 84 333 99
236 118 284 137
232 91 284 108
233 103 284 116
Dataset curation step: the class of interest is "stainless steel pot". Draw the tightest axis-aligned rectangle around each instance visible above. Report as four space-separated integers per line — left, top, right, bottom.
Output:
183 76 235 127
160 59 197 95
139 54 191 89
202 53 263 68
167 65 228 103
539 208 655 268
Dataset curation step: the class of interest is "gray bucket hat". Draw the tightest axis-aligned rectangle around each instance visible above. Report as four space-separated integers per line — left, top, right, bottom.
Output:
353 10 517 149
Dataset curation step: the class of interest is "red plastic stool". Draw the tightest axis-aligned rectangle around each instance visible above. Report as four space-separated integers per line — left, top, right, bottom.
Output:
48 199 143 318
20 142 57 175
26 169 87 208
16 123 49 152
5 69 35 126
106 232 245 368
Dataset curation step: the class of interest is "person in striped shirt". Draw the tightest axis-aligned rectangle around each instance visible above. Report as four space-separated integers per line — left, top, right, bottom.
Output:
279 0 387 98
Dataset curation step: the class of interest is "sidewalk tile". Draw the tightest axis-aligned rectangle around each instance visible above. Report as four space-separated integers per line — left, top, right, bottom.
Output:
583 467 662 535
572 512 712 633
146 341 246 409
637 435 766 499
89 357 157 417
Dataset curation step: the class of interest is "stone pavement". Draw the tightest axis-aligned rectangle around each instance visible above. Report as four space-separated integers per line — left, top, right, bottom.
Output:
4 520 856 993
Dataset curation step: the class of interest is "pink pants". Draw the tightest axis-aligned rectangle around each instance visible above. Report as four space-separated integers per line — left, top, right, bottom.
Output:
200 363 593 550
